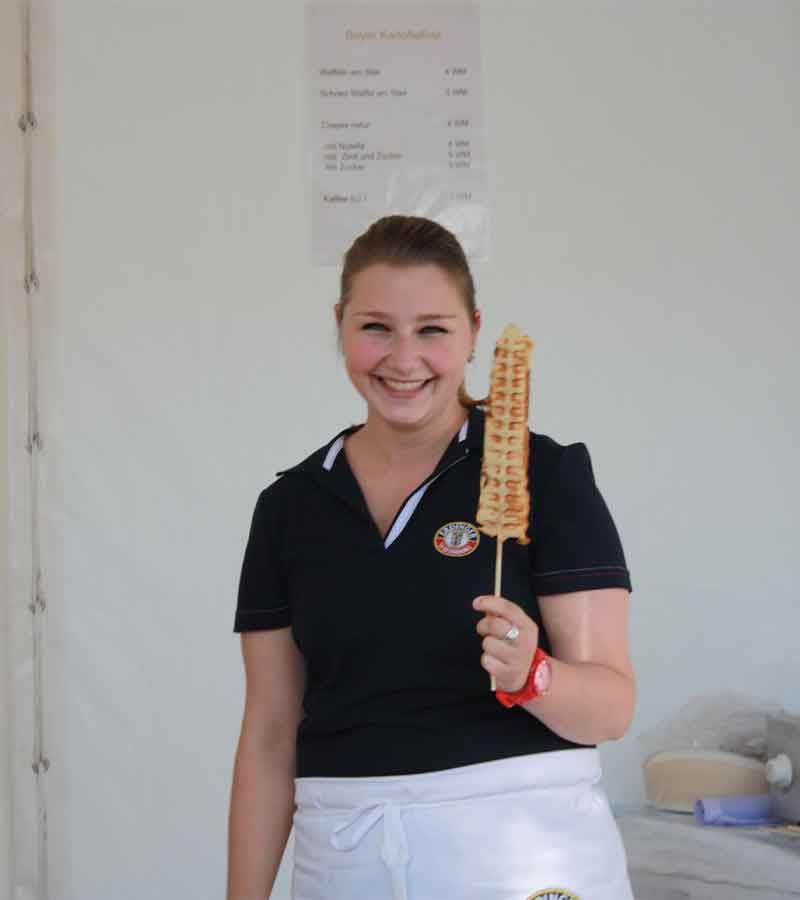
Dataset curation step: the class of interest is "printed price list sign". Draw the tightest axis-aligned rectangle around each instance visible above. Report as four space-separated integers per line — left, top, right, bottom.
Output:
307 3 489 264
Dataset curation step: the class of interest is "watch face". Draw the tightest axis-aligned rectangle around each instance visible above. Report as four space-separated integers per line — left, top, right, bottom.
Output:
534 659 552 695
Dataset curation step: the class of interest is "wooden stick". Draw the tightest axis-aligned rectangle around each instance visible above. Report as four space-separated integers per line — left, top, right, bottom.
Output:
490 532 504 691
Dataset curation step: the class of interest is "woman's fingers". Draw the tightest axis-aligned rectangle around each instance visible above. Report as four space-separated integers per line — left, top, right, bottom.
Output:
480 648 528 692
473 593 519 619
482 634 521 663
477 613 520 638
473 595 537 640
473 594 539 692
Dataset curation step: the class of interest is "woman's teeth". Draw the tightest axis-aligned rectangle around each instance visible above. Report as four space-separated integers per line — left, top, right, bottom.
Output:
380 377 428 392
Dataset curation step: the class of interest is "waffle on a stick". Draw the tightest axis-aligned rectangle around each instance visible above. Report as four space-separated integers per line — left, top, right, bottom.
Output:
476 324 535 691
477 324 534 546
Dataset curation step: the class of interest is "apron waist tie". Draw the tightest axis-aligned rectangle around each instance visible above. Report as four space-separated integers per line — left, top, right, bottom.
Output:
329 800 411 900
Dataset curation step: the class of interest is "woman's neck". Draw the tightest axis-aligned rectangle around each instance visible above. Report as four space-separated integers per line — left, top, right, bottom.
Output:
352 404 468 470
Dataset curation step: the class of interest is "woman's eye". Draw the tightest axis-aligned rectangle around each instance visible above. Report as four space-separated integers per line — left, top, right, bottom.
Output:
360 322 447 334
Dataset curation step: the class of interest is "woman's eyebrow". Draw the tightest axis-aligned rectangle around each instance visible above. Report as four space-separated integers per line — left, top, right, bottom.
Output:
353 311 458 320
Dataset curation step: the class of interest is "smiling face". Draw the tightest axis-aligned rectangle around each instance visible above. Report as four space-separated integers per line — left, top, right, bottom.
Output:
337 263 480 431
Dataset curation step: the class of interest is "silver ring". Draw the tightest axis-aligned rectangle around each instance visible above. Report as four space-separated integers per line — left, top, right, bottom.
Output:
502 624 520 643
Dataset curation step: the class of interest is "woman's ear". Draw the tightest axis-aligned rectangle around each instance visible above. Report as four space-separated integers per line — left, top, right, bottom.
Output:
473 307 482 337
334 302 343 327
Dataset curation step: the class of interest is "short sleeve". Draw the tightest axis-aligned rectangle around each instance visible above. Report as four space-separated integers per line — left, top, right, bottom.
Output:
530 442 632 596
233 486 291 632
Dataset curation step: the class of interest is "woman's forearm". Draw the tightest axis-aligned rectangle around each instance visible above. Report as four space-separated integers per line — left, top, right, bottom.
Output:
521 658 636 745
227 740 296 900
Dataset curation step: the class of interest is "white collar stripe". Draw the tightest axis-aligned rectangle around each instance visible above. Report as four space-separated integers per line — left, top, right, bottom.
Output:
325 415 470 545
384 482 431 548
384 453 460 547
322 436 345 471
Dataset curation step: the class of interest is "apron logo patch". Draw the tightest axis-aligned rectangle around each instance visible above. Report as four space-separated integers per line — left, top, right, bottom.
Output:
433 521 480 557
526 892 581 900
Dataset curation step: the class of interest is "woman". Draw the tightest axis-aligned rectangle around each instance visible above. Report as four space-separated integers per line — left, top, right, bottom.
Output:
228 216 636 900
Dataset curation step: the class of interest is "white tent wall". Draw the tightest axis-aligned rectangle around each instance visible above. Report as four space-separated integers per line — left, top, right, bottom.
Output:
2 1 798 898
1 6 17 851
3 2 25 898
1 333 12 899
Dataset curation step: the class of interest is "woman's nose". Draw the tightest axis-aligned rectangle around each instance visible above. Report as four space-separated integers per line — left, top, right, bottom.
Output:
388 333 419 370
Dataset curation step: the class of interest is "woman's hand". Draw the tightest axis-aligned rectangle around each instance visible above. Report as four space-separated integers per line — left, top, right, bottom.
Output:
473 595 539 692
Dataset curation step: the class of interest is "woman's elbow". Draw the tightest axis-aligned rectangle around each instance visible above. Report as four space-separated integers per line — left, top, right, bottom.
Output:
608 675 636 741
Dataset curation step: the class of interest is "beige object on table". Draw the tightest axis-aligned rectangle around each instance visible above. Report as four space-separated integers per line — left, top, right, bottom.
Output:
643 750 769 813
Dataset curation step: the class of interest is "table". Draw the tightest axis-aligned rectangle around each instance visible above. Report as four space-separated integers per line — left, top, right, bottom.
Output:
614 806 800 899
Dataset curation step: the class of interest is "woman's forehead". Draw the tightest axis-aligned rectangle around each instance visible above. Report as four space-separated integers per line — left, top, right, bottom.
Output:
348 263 466 310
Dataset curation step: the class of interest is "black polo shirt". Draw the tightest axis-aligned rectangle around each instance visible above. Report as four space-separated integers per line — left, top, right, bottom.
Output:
234 406 632 778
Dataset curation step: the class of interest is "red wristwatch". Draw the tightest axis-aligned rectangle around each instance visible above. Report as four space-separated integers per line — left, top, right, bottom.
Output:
495 647 552 708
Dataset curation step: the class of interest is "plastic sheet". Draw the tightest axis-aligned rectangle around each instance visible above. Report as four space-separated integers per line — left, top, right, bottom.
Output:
639 692 787 762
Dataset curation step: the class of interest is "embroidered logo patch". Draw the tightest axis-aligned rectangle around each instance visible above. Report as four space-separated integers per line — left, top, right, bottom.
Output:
433 521 480 557
526 892 581 900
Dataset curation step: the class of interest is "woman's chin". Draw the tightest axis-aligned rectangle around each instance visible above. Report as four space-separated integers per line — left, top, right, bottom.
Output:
367 386 464 430
364 390 430 426
372 402 432 429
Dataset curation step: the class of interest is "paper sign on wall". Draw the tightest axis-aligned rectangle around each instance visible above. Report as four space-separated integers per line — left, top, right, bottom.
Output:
307 3 489 265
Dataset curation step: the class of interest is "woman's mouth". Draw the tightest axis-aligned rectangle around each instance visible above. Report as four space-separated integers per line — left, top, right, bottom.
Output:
373 375 434 396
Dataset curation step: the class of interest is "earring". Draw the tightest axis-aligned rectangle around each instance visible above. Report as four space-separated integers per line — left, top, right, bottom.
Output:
468 350 475 363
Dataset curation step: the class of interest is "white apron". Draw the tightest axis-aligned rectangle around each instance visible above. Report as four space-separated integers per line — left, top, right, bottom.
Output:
292 748 634 900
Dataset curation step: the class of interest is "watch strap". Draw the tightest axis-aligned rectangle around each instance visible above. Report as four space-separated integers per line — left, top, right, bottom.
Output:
495 647 551 708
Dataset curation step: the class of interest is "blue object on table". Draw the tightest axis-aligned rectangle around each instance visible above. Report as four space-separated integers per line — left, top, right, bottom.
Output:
694 794 780 827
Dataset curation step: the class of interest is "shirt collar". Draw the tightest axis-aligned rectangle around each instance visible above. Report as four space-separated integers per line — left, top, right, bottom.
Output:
277 404 485 479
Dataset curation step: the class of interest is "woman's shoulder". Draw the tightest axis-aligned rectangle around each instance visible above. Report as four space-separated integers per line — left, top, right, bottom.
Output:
529 431 599 503
255 422 362 501
530 430 588 468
